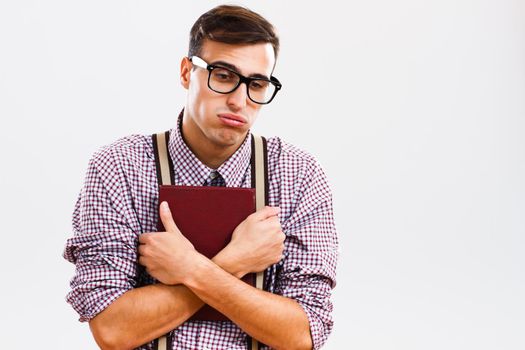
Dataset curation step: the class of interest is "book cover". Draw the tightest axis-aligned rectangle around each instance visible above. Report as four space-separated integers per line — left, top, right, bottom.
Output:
158 185 256 321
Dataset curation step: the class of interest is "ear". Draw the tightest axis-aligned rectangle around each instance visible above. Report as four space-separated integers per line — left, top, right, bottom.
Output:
180 57 192 90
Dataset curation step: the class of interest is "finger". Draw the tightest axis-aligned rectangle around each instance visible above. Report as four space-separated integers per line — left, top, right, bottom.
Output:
138 255 146 267
250 206 280 222
139 232 153 244
265 215 282 227
159 201 179 233
138 243 146 256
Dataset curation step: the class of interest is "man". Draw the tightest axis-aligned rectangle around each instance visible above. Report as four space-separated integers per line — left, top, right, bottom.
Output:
64 5 338 350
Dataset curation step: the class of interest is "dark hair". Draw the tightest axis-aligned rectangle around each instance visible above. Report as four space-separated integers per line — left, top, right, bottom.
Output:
189 5 280 59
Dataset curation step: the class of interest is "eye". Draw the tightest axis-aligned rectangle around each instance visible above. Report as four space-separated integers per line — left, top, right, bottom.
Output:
212 68 235 81
250 80 269 90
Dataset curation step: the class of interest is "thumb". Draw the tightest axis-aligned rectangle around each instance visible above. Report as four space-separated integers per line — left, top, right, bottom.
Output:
251 206 280 222
159 201 179 233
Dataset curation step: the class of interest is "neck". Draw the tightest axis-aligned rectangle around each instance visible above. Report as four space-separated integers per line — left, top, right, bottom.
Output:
181 112 246 169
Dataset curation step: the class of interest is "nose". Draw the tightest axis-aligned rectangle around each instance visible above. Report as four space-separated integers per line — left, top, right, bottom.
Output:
226 82 248 111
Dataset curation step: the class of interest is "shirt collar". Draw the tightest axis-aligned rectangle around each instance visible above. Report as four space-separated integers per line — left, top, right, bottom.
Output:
168 110 252 187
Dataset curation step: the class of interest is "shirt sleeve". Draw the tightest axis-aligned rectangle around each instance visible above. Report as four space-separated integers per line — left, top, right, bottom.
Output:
276 160 339 350
63 148 142 322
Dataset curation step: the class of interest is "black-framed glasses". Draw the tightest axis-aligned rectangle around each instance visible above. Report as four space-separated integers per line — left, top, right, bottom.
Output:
190 56 282 105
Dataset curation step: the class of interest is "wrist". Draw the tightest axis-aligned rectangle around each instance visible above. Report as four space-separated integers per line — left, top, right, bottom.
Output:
179 250 209 285
213 247 245 279
184 254 221 290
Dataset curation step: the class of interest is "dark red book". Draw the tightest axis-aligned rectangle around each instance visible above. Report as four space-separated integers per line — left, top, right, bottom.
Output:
157 185 256 321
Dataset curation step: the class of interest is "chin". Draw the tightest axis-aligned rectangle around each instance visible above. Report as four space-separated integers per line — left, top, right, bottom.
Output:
214 129 245 147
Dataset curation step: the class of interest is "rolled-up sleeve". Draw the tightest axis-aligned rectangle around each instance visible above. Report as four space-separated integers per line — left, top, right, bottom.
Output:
63 149 141 322
276 161 339 349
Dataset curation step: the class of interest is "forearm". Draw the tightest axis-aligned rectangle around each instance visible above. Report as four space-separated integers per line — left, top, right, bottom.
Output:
90 254 239 350
89 283 202 350
186 256 313 350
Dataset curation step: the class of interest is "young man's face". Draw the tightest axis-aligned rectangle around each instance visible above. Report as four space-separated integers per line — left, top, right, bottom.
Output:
180 39 276 151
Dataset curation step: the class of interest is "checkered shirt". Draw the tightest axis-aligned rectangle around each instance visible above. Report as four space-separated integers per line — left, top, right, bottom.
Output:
63 113 339 349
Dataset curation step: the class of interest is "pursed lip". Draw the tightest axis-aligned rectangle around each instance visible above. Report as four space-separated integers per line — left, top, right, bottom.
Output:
217 113 247 124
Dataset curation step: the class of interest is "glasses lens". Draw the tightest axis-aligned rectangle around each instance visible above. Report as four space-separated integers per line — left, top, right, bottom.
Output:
208 66 278 104
248 79 276 104
209 67 240 93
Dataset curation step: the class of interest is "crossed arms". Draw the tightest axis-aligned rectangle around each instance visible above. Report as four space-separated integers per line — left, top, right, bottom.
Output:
89 203 312 350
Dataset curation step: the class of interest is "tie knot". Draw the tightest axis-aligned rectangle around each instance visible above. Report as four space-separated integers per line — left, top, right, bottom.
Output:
206 171 225 187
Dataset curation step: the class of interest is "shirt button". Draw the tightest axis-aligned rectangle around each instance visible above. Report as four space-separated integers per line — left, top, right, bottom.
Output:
210 171 218 179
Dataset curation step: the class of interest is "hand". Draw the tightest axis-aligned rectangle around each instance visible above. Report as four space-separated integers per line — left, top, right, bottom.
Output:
217 206 285 278
138 201 202 285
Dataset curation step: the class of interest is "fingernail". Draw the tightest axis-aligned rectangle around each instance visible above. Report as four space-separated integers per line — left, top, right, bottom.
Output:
161 201 169 211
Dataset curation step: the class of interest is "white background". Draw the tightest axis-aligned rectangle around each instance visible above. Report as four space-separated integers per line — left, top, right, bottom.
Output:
1 1 524 349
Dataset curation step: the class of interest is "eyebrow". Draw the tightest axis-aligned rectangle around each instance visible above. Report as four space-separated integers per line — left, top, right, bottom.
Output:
210 60 270 80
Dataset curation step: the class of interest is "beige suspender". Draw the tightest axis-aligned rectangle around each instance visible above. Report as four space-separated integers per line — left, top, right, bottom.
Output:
154 131 174 186
153 131 172 350
157 335 168 350
253 134 266 218
251 134 266 350
153 132 267 350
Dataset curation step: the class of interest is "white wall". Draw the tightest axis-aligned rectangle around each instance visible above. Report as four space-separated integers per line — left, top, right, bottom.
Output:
1 1 524 349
